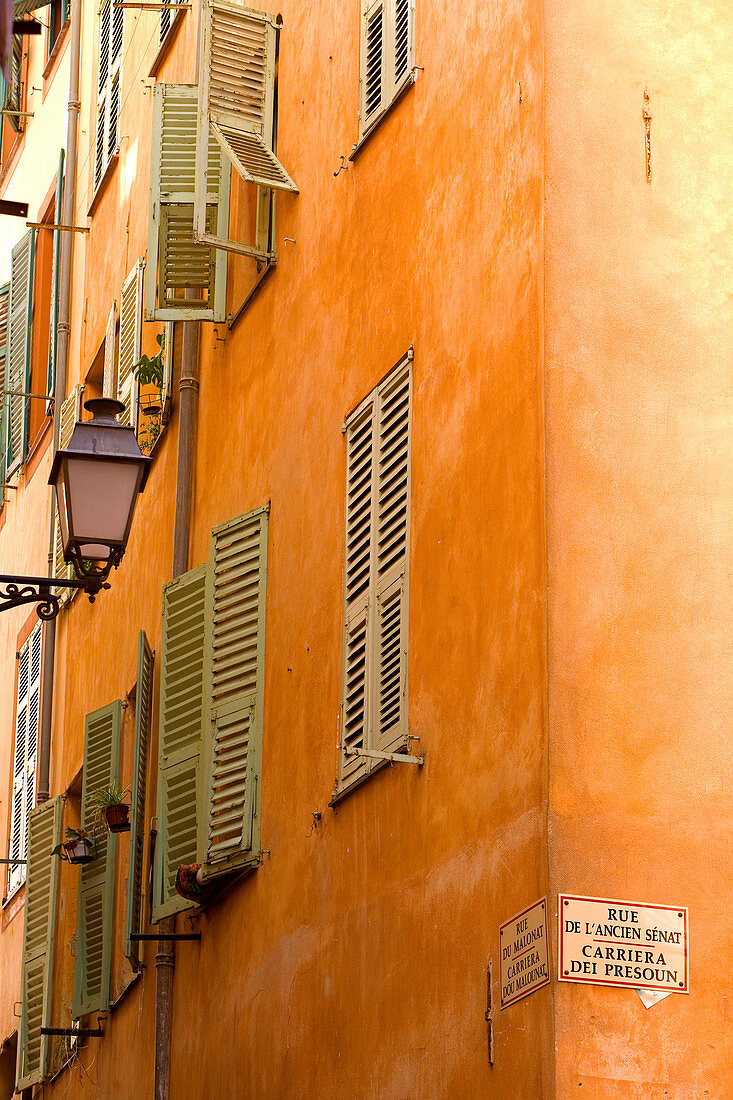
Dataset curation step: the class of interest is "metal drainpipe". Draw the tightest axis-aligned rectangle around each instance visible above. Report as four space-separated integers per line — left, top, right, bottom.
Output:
37 0 83 804
154 315 200 1100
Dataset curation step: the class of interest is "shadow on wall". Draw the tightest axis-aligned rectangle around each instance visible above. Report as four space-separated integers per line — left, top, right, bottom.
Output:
0 1034 17 1098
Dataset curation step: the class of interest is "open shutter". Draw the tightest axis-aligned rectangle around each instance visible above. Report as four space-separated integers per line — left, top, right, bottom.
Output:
117 259 144 430
194 3 296 259
16 797 61 1090
126 632 153 966
201 506 267 880
102 300 117 398
6 230 35 475
73 702 121 1017
146 83 229 322
8 625 41 896
47 149 64 400
153 564 209 921
0 283 8 504
53 386 84 605
359 0 413 139
392 0 413 96
374 361 410 752
160 321 174 421
339 398 375 788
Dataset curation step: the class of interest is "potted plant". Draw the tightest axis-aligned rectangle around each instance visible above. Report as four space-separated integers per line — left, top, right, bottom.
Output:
52 828 95 864
133 331 165 417
89 783 131 833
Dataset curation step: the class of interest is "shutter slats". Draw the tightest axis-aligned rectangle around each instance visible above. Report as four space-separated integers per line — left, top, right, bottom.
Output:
102 300 117 398
153 565 208 921
202 507 267 877
117 259 144 430
146 84 229 322
9 625 42 896
16 797 61 1089
73 702 121 1017
126 632 153 966
6 231 34 475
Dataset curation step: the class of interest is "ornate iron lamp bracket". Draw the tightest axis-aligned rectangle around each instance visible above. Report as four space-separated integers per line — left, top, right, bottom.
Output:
0 575 110 621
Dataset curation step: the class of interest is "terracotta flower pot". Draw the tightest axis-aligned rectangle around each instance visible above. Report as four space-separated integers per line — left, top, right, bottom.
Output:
105 803 131 833
63 837 95 864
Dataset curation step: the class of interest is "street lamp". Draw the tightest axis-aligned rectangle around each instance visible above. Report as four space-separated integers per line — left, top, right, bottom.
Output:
0 397 151 620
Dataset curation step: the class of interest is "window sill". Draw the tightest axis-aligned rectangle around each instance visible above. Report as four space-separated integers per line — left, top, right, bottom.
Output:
349 73 416 164
149 9 186 78
87 149 119 217
329 756 392 807
42 18 70 87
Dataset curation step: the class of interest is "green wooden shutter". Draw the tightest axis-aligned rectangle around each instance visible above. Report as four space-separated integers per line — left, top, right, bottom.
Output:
16 797 61 1090
73 702 122 1017
6 230 35 475
374 360 410 752
201 506 268 880
47 149 64 399
145 83 229 322
0 282 8 505
194 3 296 259
117 259 144 430
153 564 209 921
126 631 153 966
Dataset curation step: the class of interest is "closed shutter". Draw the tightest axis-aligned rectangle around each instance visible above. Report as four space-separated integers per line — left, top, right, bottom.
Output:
117 259 144 430
6 230 35 475
201 507 267 880
53 386 85 605
338 358 411 789
15 797 61 1090
0 282 8 503
73 702 121 1017
126 631 153 966
102 300 117 398
153 564 209 920
47 149 64 400
145 83 229 322
8 625 42 897
358 0 414 140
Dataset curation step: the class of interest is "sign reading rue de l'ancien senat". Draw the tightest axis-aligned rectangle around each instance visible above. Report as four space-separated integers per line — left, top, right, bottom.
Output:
500 898 550 1009
558 895 688 994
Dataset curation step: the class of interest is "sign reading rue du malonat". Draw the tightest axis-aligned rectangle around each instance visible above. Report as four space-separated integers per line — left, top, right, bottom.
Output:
500 898 550 1009
558 895 688 993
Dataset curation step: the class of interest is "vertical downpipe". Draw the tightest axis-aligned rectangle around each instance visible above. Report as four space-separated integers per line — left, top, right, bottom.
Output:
154 314 200 1100
37 0 83 804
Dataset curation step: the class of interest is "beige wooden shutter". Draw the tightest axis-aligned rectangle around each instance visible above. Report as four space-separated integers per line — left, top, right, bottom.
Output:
145 83 230 322
392 0 413 96
53 386 85 605
8 625 42 896
153 563 209 921
359 0 386 137
374 360 410 752
117 259 144 429
126 631 153 966
102 300 117 398
16 797 61 1090
339 397 375 788
73 702 122 1017
160 321 174 421
201 507 268 880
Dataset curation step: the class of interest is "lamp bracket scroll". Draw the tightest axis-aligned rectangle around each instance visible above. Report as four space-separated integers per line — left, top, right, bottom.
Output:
0 575 110 621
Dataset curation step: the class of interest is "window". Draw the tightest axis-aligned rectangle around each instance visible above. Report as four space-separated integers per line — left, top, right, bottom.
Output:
5 34 25 134
336 356 412 794
8 624 42 897
47 0 69 61
358 0 414 141
93 0 123 192
153 507 268 920
158 0 183 47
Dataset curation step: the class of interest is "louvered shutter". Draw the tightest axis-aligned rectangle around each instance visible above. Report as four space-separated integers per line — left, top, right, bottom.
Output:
0 282 8 503
8 625 42 896
160 321 173 420
374 361 410 752
73 702 121 1017
153 564 209 920
94 0 123 191
47 150 64 400
146 83 229 322
126 632 153 966
102 300 117 397
201 507 267 879
16 797 61 1090
6 230 35 475
53 386 84 605
195 2 297 258
117 259 144 429
340 399 375 787
359 0 414 139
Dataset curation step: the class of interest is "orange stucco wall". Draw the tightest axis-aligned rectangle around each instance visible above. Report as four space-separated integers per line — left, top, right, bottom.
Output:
544 1 733 1095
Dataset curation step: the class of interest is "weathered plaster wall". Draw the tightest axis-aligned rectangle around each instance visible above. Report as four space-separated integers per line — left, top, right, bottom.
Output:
544 1 733 1094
